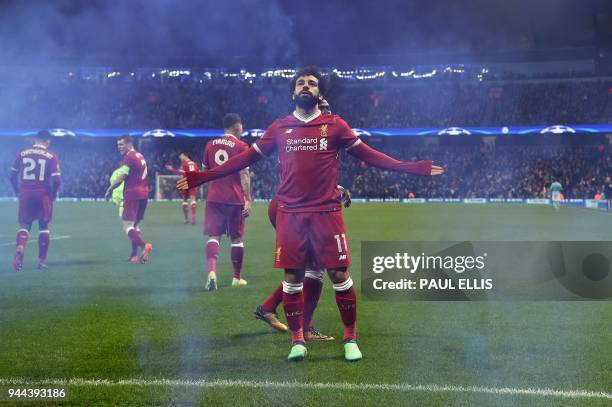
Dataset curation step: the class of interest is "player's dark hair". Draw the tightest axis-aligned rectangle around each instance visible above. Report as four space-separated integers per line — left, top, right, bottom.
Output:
118 134 133 144
290 66 328 97
36 130 52 140
223 113 242 130
181 151 192 161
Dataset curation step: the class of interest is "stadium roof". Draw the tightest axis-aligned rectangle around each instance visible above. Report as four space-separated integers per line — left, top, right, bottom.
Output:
0 0 611 68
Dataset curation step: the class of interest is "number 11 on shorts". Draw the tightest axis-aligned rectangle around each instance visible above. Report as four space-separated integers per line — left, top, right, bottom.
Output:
334 233 348 253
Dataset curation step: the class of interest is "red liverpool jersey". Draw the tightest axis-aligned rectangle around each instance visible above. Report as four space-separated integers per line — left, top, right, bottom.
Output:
253 112 361 212
202 134 248 205
11 144 61 196
168 160 198 175
181 160 198 173
122 149 149 200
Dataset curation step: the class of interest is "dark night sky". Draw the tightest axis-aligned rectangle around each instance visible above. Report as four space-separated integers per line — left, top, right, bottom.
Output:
0 0 610 68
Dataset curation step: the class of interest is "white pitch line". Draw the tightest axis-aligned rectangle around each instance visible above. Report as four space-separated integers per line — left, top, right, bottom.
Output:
0 378 611 400
0 235 71 247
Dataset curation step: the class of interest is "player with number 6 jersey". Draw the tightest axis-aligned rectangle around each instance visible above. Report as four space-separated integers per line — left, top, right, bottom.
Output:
201 113 252 291
105 134 152 264
10 130 61 271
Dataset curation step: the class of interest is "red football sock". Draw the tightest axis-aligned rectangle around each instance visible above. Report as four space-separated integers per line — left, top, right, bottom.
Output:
182 202 189 222
15 229 29 251
261 283 283 313
206 239 219 274
282 282 305 343
303 273 324 331
191 202 197 224
130 239 139 257
231 243 244 279
128 228 145 249
334 278 357 341
38 231 50 262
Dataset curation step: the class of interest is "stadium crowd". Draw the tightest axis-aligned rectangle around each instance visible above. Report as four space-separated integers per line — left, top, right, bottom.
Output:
2 69 612 201
0 77 610 130
1 136 610 201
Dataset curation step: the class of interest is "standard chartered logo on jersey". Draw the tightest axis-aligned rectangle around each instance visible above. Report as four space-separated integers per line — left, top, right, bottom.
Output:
285 137 328 152
319 138 328 150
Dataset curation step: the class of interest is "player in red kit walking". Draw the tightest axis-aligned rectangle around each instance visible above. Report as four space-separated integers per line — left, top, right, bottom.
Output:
10 130 61 271
165 152 199 225
178 67 443 361
202 113 252 291
105 135 152 264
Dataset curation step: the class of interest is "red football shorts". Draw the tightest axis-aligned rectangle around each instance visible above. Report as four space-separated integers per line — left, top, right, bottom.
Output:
18 193 53 224
122 199 148 222
204 201 245 239
274 209 350 270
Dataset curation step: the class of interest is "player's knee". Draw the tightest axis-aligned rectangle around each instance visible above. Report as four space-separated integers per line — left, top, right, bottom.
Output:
231 237 243 245
305 269 324 281
327 267 349 284
123 222 135 233
19 223 32 232
284 269 305 284
39 221 49 230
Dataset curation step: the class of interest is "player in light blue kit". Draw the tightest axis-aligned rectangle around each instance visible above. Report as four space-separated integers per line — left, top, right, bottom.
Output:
550 181 562 211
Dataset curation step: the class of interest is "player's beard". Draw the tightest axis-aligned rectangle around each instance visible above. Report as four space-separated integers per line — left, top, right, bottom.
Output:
294 92 318 110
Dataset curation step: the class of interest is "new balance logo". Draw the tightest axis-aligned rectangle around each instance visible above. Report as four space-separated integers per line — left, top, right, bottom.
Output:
285 129 293 134
339 254 347 260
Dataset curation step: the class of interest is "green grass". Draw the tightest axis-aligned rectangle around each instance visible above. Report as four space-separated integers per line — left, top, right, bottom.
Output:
1 202 612 406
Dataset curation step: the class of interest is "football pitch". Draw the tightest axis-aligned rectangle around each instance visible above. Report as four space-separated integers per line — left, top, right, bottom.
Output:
1 201 612 406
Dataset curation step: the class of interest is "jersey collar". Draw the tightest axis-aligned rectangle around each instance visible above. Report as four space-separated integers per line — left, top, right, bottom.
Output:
32 144 47 148
224 133 238 140
293 109 321 123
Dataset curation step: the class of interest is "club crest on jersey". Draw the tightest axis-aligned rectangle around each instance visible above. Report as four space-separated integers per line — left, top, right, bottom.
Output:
285 129 293 134
319 138 328 150
320 124 328 137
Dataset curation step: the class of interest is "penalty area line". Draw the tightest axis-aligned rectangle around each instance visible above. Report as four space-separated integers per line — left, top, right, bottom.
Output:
0 378 610 400
0 235 71 247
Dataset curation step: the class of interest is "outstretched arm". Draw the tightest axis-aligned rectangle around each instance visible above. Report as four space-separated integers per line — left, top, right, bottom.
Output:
347 141 443 176
165 165 184 175
177 147 263 190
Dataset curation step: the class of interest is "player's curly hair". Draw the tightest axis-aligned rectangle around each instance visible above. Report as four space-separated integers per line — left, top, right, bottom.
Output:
223 113 242 130
290 66 328 97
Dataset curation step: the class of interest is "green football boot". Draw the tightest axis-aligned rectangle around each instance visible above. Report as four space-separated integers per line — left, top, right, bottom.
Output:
287 342 307 362
344 340 362 361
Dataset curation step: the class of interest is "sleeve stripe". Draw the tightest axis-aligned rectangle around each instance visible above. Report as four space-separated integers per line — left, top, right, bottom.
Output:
51 172 61 176
10 167 18 171
346 139 362 151
253 142 266 157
